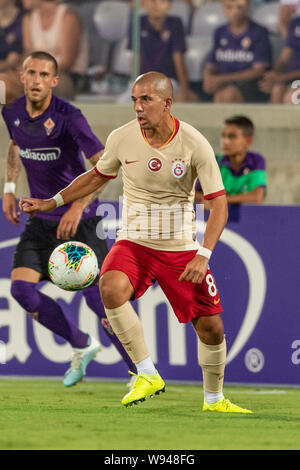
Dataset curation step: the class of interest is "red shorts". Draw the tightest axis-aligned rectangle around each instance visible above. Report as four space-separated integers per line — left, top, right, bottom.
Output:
100 240 223 323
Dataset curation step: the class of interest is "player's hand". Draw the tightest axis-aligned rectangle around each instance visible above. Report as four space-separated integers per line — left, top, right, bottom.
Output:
56 202 84 240
2 193 21 225
178 254 209 284
19 197 56 216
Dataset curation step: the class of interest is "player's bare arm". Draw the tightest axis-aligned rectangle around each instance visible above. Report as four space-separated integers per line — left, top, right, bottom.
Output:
56 150 105 239
2 141 22 225
19 166 109 216
179 194 228 283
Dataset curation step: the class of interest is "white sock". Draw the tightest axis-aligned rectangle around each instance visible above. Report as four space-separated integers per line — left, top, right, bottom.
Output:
204 391 224 404
136 356 156 376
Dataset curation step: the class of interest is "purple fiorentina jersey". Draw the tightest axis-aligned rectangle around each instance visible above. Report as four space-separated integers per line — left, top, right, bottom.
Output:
206 20 271 74
1 95 104 221
128 15 186 80
286 17 300 71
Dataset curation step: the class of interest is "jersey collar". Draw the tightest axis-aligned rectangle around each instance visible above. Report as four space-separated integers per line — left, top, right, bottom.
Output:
141 115 180 149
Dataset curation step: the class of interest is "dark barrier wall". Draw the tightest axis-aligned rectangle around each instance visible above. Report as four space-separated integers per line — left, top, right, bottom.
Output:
0 201 300 386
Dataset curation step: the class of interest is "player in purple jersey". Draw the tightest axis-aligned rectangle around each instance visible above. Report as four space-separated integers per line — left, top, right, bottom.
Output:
202 0 272 103
259 16 300 104
1 51 137 386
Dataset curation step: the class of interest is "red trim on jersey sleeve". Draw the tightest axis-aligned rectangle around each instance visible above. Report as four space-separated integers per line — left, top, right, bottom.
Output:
93 166 117 179
204 189 226 200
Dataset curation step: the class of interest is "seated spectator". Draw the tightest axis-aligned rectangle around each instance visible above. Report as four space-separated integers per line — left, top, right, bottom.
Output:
128 0 198 102
22 0 89 100
195 115 267 205
202 0 272 103
278 0 300 38
259 16 300 103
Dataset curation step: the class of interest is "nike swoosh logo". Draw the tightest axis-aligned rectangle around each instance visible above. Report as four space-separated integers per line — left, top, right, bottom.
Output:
214 298 220 305
125 160 139 164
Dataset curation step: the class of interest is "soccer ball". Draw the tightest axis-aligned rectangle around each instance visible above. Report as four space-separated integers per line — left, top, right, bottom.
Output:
48 241 99 291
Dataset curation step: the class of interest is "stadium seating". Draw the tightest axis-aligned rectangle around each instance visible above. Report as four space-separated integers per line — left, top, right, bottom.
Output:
93 1 131 42
72 1 110 69
111 38 132 77
190 2 226 37
185 35 212 82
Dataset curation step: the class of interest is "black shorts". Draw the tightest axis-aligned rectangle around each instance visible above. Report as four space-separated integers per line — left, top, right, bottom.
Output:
13 216 109 281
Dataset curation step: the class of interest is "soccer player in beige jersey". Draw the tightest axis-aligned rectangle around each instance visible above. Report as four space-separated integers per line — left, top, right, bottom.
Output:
20 72 252 413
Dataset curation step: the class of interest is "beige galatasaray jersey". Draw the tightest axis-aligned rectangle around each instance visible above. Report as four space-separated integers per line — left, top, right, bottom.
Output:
95 117 225 251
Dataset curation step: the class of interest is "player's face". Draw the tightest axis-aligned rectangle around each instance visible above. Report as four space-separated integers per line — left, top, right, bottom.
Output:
221 124 252 157
144 0 171 20
20 58 59 104
222 0 249 25
132 82 170 130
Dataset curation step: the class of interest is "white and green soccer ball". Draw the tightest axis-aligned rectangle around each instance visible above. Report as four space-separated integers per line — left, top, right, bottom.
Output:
48 241 99 291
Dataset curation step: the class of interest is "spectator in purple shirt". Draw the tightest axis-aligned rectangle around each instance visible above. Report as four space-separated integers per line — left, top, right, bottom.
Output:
128 0 198 102
259 16 300 103
202 0 272 103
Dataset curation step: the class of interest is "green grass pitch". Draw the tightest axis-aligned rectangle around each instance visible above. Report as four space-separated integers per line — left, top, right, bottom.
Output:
0 379 300 450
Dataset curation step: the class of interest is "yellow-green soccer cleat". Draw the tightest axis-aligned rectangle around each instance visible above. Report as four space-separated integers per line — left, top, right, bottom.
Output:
121 371 165 407
203 398 253 414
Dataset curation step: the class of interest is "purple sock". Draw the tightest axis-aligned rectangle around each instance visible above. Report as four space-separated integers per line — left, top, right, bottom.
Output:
11 281 89 349
83 285 137 374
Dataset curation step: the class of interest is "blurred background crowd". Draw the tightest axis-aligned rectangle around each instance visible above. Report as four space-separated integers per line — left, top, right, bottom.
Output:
1 0 300 103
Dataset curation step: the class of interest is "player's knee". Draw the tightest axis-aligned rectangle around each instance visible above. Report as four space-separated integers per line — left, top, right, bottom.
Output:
194 315 224 345
99 271 132 308
11 280 40 313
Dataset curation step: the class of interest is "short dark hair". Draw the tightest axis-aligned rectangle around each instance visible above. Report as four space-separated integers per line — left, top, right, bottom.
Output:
224 115 254 137
24 51 58 76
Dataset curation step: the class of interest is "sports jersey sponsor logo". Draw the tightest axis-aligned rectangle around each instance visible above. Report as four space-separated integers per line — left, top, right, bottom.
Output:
148 157 162 172
216 48 254 63
44 118 55 136
171 159 186 178
18 147 61 161
125 159 138 164
14 118 20 128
